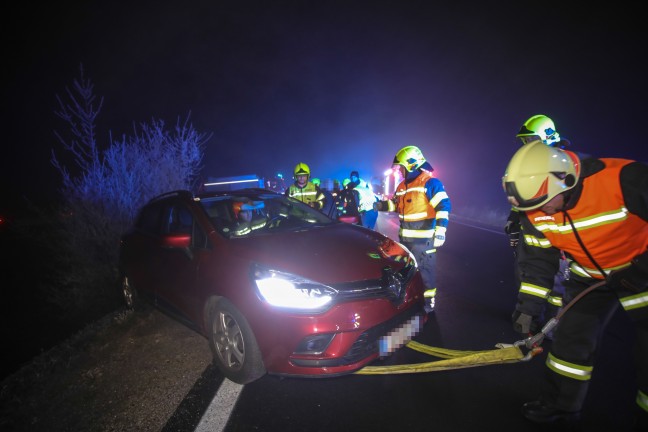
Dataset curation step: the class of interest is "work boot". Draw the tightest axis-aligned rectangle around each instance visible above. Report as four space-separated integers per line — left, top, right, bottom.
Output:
522 399 580 423
424 297 435 313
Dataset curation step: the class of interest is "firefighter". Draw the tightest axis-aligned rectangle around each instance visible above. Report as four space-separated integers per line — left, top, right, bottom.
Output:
374 145 451 313
285 163 326 210
349 170 379 229
507 114 571 334
337 178 361 224
503 141 648 425
231 201 266 236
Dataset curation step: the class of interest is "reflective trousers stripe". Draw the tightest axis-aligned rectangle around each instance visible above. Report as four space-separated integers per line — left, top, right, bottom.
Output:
638 390 648 412
620 292 648 312
546 352 592 381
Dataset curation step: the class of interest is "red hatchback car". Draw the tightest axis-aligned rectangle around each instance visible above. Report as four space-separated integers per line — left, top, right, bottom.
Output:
119 189 426 384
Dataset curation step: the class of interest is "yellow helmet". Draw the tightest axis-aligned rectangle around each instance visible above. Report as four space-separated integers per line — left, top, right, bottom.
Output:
502 140 580 211
311 177 320 186
393 145 426 172
293 162 310 178
516 114 561 146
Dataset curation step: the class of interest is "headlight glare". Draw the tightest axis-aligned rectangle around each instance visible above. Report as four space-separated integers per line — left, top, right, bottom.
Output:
254 267 337 311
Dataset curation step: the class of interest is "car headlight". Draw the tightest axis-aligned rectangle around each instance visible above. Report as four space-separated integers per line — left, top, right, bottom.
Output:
253 266 338 312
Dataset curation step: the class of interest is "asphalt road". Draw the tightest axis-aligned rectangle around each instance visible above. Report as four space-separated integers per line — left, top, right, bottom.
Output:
173 213 638 432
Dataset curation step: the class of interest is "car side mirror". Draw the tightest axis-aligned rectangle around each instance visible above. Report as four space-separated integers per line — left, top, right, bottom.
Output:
161 233 191 249
161 233 194 259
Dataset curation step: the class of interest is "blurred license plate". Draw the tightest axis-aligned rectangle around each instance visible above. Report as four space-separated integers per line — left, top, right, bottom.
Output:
378 314 423 357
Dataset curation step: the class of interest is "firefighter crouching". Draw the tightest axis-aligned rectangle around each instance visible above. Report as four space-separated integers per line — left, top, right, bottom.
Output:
503 140 648 426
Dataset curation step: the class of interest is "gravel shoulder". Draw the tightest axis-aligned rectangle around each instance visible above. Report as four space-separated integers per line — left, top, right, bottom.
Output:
0 307 213 432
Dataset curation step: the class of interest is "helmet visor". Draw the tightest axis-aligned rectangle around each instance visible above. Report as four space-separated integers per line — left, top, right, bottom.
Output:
519 135 540 145
503 181 549 211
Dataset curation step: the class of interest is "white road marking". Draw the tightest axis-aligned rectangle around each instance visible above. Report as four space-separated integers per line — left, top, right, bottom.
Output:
195 379 244 432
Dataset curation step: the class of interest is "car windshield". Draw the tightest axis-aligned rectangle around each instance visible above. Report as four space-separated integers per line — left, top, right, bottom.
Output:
198 191 336 238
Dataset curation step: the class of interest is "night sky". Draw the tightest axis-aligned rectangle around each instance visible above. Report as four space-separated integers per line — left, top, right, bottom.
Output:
3 1 647 214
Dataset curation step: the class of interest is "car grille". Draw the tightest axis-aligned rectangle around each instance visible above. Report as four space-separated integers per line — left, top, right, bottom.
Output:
341 305 422 364
332 263 416 306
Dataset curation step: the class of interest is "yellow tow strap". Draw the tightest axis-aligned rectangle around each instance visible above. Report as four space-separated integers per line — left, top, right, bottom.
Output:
356 340 526 375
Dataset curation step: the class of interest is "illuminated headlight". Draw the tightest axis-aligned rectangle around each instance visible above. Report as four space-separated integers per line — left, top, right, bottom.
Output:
253 266 338 312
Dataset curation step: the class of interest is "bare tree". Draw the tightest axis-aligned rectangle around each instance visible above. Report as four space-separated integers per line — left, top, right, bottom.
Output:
50 65 207 321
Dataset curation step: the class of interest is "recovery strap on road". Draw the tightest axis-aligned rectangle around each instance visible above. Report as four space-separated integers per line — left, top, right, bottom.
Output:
356 340 534 375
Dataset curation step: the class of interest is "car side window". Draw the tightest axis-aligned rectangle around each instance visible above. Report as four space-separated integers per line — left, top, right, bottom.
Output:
136 203 164 235
165 204 193 235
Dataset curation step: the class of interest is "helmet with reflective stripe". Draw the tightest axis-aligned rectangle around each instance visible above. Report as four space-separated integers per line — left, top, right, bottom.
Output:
502 140 580 211
293 162 310 178
516 114 561 146
393 145 426 172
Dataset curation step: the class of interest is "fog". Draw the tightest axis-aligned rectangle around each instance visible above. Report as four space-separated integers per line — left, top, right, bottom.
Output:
3 1 647 219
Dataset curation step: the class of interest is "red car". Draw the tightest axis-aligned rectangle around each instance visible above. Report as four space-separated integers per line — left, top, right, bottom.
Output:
119 189 426 384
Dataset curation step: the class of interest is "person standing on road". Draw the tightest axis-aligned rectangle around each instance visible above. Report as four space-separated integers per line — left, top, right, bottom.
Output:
374 145 451 313
507 114 572 335
285 163 326 210
502 140 648 426
348 170 379 229
336 178 361 224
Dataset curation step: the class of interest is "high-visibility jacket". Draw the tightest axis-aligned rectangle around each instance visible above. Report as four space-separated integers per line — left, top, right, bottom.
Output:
516 158 648 315
353 179 377 212
285 181 326 210
390 170 451 243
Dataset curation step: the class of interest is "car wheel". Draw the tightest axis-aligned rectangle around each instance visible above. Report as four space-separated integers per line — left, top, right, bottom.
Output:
121 275 141 310
208 298 266 384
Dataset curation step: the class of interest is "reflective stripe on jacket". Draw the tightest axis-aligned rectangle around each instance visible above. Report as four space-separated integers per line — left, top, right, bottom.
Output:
393 170 451 241
286 182 326 210
525 158 648 280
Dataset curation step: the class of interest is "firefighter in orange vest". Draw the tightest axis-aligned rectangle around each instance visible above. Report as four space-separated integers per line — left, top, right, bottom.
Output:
375 145 451 313
503 141 648 425
285 163 326 210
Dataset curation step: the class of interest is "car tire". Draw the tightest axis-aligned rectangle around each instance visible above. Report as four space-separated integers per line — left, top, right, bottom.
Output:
208 298 266 384
121 274 142 311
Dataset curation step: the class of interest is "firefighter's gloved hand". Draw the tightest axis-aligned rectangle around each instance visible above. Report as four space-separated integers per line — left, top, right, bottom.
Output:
606 253 648 293
505 221 520 248
373 201 383 211
512 311 533 334
433 227 446 248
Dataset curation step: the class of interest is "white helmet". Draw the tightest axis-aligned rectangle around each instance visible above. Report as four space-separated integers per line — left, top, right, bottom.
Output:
502 140 580 211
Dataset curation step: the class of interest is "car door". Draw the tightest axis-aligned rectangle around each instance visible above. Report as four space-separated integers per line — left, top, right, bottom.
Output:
155 200 205 324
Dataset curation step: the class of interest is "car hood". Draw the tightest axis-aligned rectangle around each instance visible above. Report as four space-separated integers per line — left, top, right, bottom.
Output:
226 223 411 284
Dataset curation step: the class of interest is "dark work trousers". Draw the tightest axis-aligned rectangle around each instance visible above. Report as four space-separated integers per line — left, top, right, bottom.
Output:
401 239 437 293
545 276 648 412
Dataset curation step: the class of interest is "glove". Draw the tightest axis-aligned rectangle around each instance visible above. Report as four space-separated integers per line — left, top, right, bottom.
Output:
373 201 382 211
433 227 446 248
504 221 520 248
511 311 533 334
606 253 648 293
